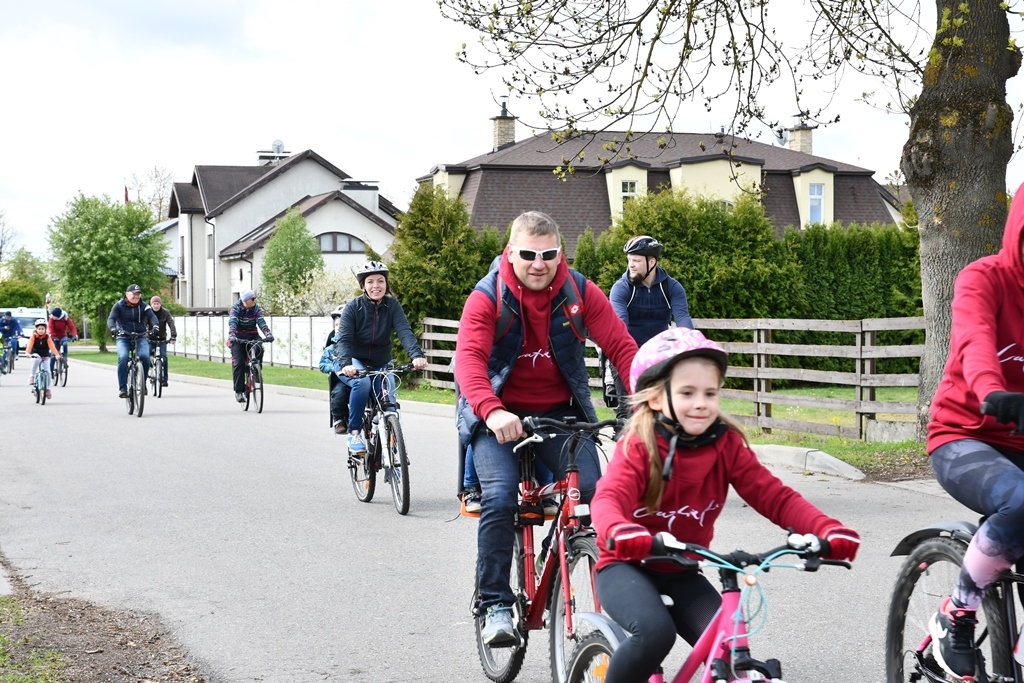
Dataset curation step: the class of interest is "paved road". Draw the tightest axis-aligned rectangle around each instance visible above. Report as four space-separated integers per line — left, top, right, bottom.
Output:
0 357 972 682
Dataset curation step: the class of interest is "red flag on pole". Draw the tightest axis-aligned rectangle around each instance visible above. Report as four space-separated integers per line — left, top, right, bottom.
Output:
124 185 130 204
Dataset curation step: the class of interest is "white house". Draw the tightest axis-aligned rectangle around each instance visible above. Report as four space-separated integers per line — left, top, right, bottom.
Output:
168 147 400 309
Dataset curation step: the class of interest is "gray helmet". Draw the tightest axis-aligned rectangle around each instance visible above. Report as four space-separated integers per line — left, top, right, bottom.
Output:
356 261 389 288
330 304 345 319
623 235 663 259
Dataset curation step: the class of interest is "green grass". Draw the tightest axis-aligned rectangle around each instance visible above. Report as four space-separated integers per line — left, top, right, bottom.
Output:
70 350 928 477
0 598 64 683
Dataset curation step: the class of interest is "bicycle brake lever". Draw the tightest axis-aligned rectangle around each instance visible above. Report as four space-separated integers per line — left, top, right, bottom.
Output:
512 433 545 453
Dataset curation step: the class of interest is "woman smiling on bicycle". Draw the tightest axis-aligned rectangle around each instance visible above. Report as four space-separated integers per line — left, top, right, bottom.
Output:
334 261 426 455
925 188 1024 681
590 328 859 683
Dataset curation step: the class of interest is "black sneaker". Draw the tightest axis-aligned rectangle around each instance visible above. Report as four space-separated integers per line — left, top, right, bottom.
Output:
235 392 246 403
118 390 128 399
929 596 978 680
462 488 482 514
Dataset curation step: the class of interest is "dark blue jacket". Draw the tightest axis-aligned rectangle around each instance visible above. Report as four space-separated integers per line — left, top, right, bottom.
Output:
107 299 159 335
0 316 22 339
333 294 424 370
609 266 693 346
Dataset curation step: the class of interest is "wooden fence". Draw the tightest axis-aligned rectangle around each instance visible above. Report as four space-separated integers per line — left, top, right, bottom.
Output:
420 316 925 440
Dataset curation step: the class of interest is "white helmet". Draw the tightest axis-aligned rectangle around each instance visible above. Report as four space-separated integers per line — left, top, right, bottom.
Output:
356 261 389 288
330 304 345 319
34 319 46 327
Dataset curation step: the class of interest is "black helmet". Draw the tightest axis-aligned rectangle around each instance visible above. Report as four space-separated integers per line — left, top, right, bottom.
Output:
356 261 389 288
51 307 63 318
623 235 662 259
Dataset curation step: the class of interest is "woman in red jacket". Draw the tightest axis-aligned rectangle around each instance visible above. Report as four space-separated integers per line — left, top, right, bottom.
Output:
924 187 1024 681
590 328 859 683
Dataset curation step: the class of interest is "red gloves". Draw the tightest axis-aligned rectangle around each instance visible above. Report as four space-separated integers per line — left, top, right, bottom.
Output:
608 524 653 561
822 526 860 561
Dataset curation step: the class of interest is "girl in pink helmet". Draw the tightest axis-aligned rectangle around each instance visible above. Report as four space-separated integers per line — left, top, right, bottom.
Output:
590 327 860 683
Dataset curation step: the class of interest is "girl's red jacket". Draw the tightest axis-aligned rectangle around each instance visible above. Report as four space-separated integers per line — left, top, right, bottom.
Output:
592 429 841 571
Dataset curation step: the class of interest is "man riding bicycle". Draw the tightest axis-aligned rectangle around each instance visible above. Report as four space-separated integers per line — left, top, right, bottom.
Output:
107 284 160 399
227 290 274 403
47 307 78 375
925 184 1024 680
1 311 24 373
454 211 638 646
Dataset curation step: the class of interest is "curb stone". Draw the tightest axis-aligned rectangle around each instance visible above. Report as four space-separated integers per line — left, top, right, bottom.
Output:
0 567 12 597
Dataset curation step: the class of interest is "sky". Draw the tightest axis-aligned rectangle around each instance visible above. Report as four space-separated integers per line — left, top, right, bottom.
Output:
2 0 1024 257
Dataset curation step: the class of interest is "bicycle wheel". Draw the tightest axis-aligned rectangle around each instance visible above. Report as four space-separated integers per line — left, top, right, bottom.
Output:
149 358 159 398
51 359 60 385
40 371 48 405
134 359 145 417
383 413 410 515
33 373 41 403
349 429 377 503
251 364 263 413
60 356 68 387
474 528 528 683
550 535 600 683
885 536 1014 682
566 631 613 683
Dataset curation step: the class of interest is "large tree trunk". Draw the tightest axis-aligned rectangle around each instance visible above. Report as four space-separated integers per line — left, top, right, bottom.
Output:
902 0 1019 439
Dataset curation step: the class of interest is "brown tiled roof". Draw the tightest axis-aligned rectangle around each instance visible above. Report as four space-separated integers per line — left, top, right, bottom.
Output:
168 182 205 217
834 176 898 225
194 165 274 216
761 173 801 236
219 190 395 258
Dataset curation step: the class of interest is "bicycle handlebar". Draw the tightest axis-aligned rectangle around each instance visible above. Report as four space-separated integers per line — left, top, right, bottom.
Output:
522 416 624 433
353 362 417 378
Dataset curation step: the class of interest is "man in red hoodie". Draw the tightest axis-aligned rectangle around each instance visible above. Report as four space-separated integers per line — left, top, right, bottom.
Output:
455 210 638 646
925 187 1024 680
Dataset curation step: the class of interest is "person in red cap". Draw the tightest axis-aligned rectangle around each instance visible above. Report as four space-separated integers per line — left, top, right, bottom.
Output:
590 327 860 683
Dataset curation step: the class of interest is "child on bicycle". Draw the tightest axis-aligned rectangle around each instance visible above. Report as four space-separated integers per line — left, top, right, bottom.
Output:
591 328 860 683
924 187 1024 681
26 319 60 399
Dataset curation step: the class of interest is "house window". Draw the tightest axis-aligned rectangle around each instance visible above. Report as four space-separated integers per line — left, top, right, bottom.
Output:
318 232 365 253
621 180 638 203
206 233 214 259
809 184 824 224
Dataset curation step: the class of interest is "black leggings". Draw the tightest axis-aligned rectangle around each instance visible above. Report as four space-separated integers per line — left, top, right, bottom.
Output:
596 562 721 683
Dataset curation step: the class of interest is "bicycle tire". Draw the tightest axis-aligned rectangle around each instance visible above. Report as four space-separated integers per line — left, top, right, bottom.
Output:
566 631 613 683
885 536 1014 682
134 359 145 417
252 364 263 413
6 349 14 374
60 356 68 387
40 370 48 405
550 535 600 683
33 372 41 404
349 430 377 503
153 358 163 398
475 528 528 683
126 360 136 415
383 413 410 515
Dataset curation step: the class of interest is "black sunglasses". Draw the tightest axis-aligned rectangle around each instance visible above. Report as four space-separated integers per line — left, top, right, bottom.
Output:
509 245 561 262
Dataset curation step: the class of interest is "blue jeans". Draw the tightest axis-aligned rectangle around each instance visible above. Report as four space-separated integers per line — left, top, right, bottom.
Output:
116 336 151 391
50 337 69 373
471 415 602 610
339 359 395 434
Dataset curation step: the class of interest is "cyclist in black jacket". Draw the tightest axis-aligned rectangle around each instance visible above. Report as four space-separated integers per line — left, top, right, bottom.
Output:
107 284 159 398
334 262 426 454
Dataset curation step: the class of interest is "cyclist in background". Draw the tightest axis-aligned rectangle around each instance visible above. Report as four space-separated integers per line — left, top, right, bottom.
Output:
334 262 426 454
925 186 1024 681
319 304 350 434
47 307 78 375
108 284 160 399
608 235 693 422
26 319 60 399
148 296 177 387
227 290 274 403
0 311 24 373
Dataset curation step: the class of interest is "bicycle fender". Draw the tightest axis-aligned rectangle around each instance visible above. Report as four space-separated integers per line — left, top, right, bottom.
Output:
573 612 628 649
890 520 978 557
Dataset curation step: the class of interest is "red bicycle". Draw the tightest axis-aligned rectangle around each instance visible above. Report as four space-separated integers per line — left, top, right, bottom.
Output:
472 415 623 683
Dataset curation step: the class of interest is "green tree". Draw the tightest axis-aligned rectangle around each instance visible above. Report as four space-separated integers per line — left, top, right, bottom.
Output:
48 194 169 352
260 208 324 314
441 0 1021 437
5 247 53 296
0 279 44 307
389 186 498 331
571 228 598 281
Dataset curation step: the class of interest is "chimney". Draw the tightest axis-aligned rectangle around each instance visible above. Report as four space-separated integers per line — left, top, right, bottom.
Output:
491 99 517 152
787 120 816 155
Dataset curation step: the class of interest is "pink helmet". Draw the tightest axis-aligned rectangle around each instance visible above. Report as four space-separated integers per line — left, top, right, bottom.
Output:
630 328 728 393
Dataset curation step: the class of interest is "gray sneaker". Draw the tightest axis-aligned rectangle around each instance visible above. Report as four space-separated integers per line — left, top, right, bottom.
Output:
481 605 517 647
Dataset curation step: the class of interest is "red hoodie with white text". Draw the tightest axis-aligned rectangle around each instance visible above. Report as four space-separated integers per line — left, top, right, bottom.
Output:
927 186 1024 454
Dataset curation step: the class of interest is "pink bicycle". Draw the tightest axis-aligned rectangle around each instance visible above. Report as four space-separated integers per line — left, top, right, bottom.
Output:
566 532 850 683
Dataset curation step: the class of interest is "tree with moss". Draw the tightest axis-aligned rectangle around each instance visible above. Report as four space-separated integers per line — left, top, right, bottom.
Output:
260 208 324 314
49 194 169 352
